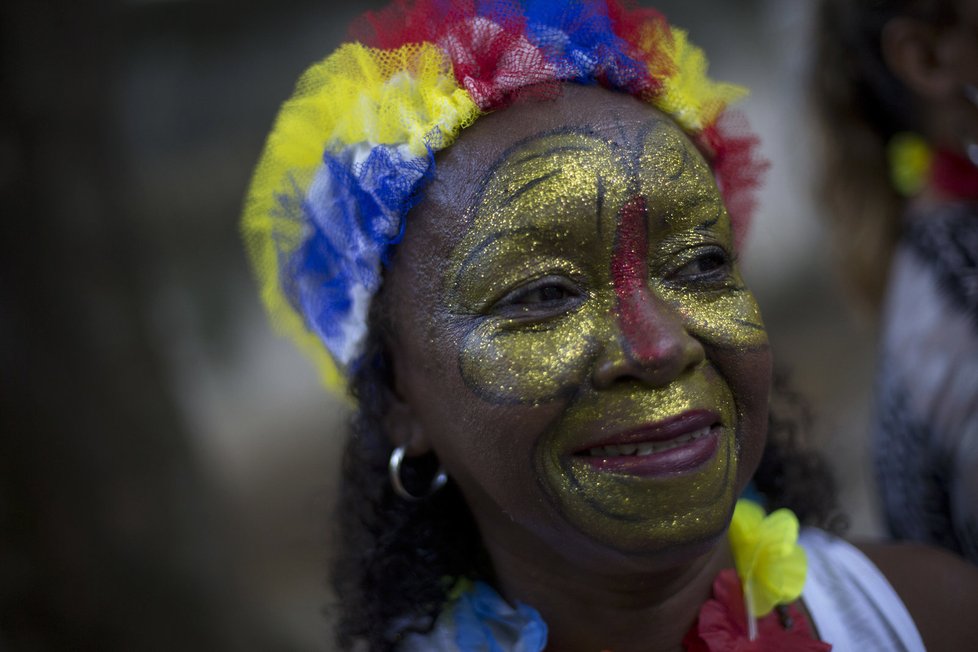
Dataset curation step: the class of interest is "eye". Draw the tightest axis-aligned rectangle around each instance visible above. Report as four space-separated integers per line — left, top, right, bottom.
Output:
492 275 584 317
510 284 573 304
669 246 733 283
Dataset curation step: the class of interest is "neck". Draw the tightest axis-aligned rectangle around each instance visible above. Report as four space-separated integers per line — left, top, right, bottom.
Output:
482 531 733 652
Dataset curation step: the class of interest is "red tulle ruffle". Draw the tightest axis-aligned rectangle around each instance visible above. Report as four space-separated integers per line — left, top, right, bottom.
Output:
701 112 768 251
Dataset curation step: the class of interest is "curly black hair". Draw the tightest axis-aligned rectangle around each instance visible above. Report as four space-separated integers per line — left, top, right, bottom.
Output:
331 299 488 652
330 293 843 651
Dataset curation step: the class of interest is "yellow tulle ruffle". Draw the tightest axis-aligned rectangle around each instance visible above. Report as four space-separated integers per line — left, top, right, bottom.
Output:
295 42 481 156
638 22 747 132
241 43 480 391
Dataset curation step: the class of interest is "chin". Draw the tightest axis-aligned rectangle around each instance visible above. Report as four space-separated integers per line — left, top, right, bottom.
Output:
539 423 740 558
547 504 735 576
544 483 740 573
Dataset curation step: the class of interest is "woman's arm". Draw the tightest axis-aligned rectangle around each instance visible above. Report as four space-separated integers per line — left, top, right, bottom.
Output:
858 541 978 649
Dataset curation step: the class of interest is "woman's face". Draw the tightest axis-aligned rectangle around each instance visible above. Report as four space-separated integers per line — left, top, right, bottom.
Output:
385 85 772 569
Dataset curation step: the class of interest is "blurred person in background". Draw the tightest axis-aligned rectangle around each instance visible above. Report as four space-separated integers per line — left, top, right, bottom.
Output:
812 0 978 563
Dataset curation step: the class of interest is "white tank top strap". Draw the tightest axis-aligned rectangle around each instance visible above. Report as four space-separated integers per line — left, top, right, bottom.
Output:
799 528 926 651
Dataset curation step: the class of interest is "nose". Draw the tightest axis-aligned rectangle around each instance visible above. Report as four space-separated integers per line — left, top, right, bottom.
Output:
593 193 705 389
592 287 706 389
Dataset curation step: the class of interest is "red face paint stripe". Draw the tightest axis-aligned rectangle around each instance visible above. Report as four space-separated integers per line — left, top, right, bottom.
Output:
611 195 660 361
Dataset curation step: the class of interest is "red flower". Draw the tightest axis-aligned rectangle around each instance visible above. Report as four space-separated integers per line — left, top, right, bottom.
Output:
683 569 831 652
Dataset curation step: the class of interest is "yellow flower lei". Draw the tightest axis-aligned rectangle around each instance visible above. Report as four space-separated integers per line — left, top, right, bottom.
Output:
728 499 807 620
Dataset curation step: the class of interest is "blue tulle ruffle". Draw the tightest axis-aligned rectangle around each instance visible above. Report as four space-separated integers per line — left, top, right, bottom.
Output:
523 0 648 90
280 144 435 366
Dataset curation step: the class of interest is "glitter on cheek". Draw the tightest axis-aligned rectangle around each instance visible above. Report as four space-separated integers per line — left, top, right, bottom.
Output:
458 310 601 404
660 284 769 351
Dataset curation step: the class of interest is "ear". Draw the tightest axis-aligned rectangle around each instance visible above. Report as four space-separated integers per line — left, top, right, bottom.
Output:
384 361 432 457
881 17 958 100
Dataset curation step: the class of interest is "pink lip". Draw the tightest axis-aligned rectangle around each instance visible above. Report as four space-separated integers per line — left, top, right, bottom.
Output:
572 410 723 477
574 409 720 451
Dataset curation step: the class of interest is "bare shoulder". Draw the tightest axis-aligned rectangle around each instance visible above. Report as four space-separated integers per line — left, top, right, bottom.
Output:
857 541 978 650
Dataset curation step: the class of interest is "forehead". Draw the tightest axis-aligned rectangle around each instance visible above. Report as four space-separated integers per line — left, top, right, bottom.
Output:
382 85 730 312
475 120 718 228
429 84 703 199
398 84 717 256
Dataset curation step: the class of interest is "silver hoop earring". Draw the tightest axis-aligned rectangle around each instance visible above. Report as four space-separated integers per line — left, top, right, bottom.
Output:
388 444 448 501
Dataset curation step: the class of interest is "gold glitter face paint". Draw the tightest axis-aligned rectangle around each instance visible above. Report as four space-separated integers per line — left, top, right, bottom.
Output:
447 122 766 404
448 129 630 403
638 121 767 353
542 366 738 551
438 113 769 553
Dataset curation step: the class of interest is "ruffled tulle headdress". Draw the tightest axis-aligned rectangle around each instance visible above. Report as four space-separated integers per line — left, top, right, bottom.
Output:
241 0 767 391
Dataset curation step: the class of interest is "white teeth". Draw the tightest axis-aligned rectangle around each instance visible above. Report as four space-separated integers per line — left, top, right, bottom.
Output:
589 426 714 457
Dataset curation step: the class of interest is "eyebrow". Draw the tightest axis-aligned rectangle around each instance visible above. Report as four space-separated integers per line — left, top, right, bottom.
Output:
693 204 722 232
665 142 690 182
651 189 720 231
476 126 606 192
452 226 556 292
510 144 593 167
501 168 563 207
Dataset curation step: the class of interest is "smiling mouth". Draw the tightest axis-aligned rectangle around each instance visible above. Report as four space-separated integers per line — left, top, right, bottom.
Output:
569 413 724 477
583 425 715 458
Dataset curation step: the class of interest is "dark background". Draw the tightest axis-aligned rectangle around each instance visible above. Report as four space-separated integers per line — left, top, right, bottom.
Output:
1 1 878 650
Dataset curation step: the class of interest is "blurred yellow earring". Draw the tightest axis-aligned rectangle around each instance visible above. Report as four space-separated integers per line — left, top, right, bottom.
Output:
887 132 932 196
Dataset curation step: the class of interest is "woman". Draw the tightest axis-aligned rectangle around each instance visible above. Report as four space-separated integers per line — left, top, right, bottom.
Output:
243 1 978 649
812 0 978 562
